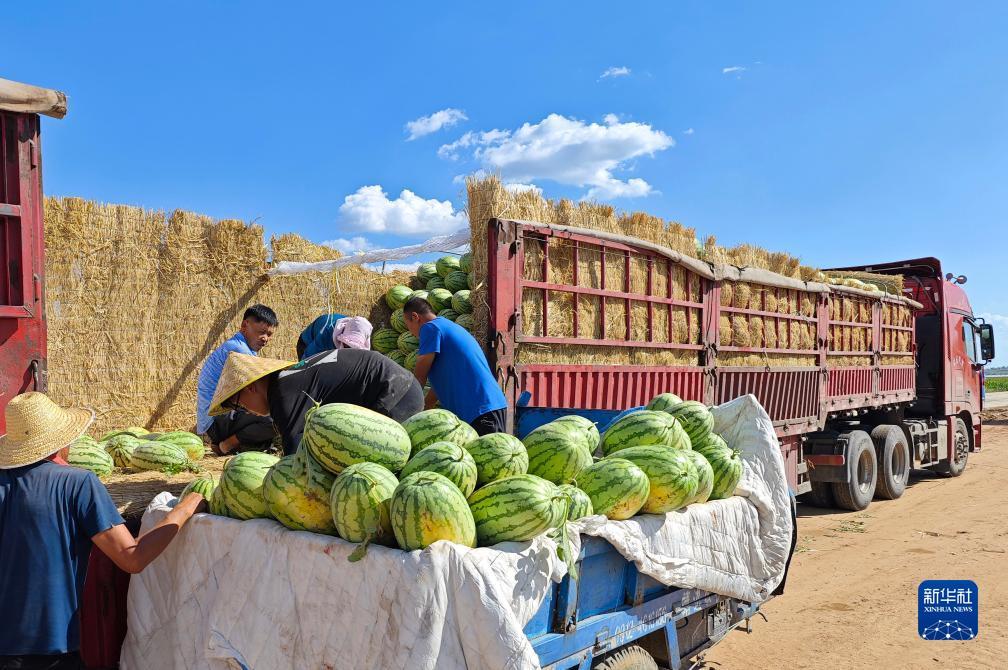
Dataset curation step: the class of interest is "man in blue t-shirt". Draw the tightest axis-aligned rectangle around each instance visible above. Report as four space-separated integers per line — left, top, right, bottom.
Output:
0 392 205 669
403 297 507 435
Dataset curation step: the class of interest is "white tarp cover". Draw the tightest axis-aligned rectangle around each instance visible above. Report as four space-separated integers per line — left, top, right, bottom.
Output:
120 395 792 670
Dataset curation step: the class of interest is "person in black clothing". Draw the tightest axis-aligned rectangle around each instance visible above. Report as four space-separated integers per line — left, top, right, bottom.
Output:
208 349 423 455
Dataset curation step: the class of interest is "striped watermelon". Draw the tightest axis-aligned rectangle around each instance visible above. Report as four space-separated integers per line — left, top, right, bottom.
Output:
220 451 279 520
612 446 699 513
438 308 459 322
402 408 478 455
465 433 529 486
704 446 744 500
180 474 216 501
468 474 563 545
263 450 337 533
558 484 594 521
417 262 439 283
130 441 190 472
399 441 477 496
523 424 593 484
428 288 453 312
459 252 472 273
404 350 418 372
692 432 728 457
209 482 230 517
304 403 411 474
645 393 683 413
104 434 141 468
390 471 476 550
451 290 472 314
408 289 429 304
547 415 600 452
600 410 690 456
391 309 407 333
455 313 475 332
426 275 446 290
436 255 461 278
386 285 413 310
664 401 714 444
68 442 113 477
372 328 400 354
388 350 407 366
445 270 469 293
683 450 714 505
397 332 419 353
155 431 204 461
330 462 399 544
576 458 650 520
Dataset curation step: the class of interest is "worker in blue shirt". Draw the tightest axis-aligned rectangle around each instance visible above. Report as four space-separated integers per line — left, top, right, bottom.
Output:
403 297 507 435
296 313 345 360
196 304 278 456
0 392 205 670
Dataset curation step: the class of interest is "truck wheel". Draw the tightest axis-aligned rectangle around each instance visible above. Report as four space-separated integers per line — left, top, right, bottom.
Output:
832 430 876 511
594 646 658 670
871 425 910 500
937 418 969 477
802 481 836 508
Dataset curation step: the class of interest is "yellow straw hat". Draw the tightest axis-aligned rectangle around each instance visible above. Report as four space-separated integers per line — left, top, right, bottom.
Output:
0 392 94 469
208 352 294 417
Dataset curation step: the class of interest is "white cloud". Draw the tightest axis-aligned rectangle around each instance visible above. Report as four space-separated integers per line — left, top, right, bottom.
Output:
439 113 673 200
337 185 467 236
600 66 631 79
323 236 375 255
722 65 747 74
405 108 468 141
683 128 694 135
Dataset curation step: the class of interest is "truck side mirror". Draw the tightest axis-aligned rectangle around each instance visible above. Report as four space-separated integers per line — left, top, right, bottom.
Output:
979 323 995 362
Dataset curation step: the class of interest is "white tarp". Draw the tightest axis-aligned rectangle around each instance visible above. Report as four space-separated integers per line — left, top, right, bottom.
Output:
120 395 792 670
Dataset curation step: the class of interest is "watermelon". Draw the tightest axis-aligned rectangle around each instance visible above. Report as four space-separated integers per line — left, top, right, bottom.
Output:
68 442 113 477
219 452 279 520
180 474 216 501
465 433 529 486
263 450 337 533
391 309 407 333
455 313 475 332
104 434 141 468
372 328 400 354
155 431 204 461
388 350 407 366
576 458 650 520
417 262 439 283
209 482 230 517
664 401 714 444
404 350 418 372
683 450 714 505
558 484 594 521
397 332 419 353
600 410 690 456
459 252 472 273
408 289 429 304
705 446 745 500
390 471 476 550
692 432 728 458
386 285 413 310
523 424 593 484
303 403 411 474
547 415 600 453
129 441 190 472
426 275 446 291
436 255 461 278
438 308 459 322
427 288 453 312
468 474 563 545
330 462 399 544
402 409 478 455
468 271 476 290
445 270 469 293
399 441 478 496
452 290 472 314
645 393 683 413
611 446 699 513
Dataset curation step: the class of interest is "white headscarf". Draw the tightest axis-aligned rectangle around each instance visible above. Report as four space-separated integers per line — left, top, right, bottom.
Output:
332 316 373 350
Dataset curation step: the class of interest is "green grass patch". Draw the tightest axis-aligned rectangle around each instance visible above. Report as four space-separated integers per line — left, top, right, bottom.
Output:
986 377 1008 393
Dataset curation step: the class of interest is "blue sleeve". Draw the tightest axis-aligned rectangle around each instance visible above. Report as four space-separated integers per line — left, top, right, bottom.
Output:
76 472 125 538
417 322 442 356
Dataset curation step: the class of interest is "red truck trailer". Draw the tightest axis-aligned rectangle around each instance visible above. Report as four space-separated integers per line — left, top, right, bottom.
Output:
487 219 995 511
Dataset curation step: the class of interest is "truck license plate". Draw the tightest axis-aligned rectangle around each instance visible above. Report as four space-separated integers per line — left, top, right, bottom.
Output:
707 600 732 641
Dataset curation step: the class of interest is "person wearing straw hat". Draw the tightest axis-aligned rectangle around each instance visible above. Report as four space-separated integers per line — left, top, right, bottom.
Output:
0 392 205 669
209 348 423 456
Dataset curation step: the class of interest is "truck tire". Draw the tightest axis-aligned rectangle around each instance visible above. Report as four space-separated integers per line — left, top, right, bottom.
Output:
871 425 910 500
937 417 969 477
832 430 876 511
594 646 658 670
802 481 836 508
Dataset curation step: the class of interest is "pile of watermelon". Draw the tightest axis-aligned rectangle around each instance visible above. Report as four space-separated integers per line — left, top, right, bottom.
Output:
201 392 746 557
373 253 475 372
66 426 206 478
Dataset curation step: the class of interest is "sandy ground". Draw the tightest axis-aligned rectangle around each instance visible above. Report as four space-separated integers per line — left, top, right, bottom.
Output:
701 421 1008 670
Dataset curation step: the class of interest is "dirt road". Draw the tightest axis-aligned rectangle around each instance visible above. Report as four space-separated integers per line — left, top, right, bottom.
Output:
702 422 1008 670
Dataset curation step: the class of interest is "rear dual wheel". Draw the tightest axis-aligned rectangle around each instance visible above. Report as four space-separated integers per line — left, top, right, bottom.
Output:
832 430 876 511
871 425 910 500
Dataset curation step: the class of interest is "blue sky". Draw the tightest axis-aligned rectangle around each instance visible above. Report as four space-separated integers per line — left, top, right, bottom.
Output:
7 1 1008 363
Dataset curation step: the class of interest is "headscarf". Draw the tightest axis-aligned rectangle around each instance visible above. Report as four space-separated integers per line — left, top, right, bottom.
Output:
332 316 373 350
298 313 345 360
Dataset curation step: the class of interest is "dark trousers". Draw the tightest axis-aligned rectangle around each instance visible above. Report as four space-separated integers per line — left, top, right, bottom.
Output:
388 381 425 423
0 653 82 670
470 408 506 436
205 410 275 451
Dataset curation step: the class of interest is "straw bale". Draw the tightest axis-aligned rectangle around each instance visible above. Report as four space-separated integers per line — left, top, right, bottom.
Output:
788 321 804 350
842 298 854 322
652 304 670 344
748 315 766 348
732 282 752 309
800 293 815 317
777 320 789 348
521 289 545 337
732 315 751 347
578 295 603 339
654 258 669 298
719 316 731 346
764 317 778 348
548 238 576 286
764 288 779 313
881 354 915 366
719 352 817 367
515 343 698 367
548 291 577 338
576 245 602 289
672 308 690 344
671 264 687 301
830 298 840 321
605 299 628 340
720 281 734 307
630 301 650 341
829 355 873 367
523 235 546 281
824 270 903 295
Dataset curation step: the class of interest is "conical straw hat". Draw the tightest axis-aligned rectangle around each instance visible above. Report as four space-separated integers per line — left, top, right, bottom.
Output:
209 352 293 417
0 392 94 469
